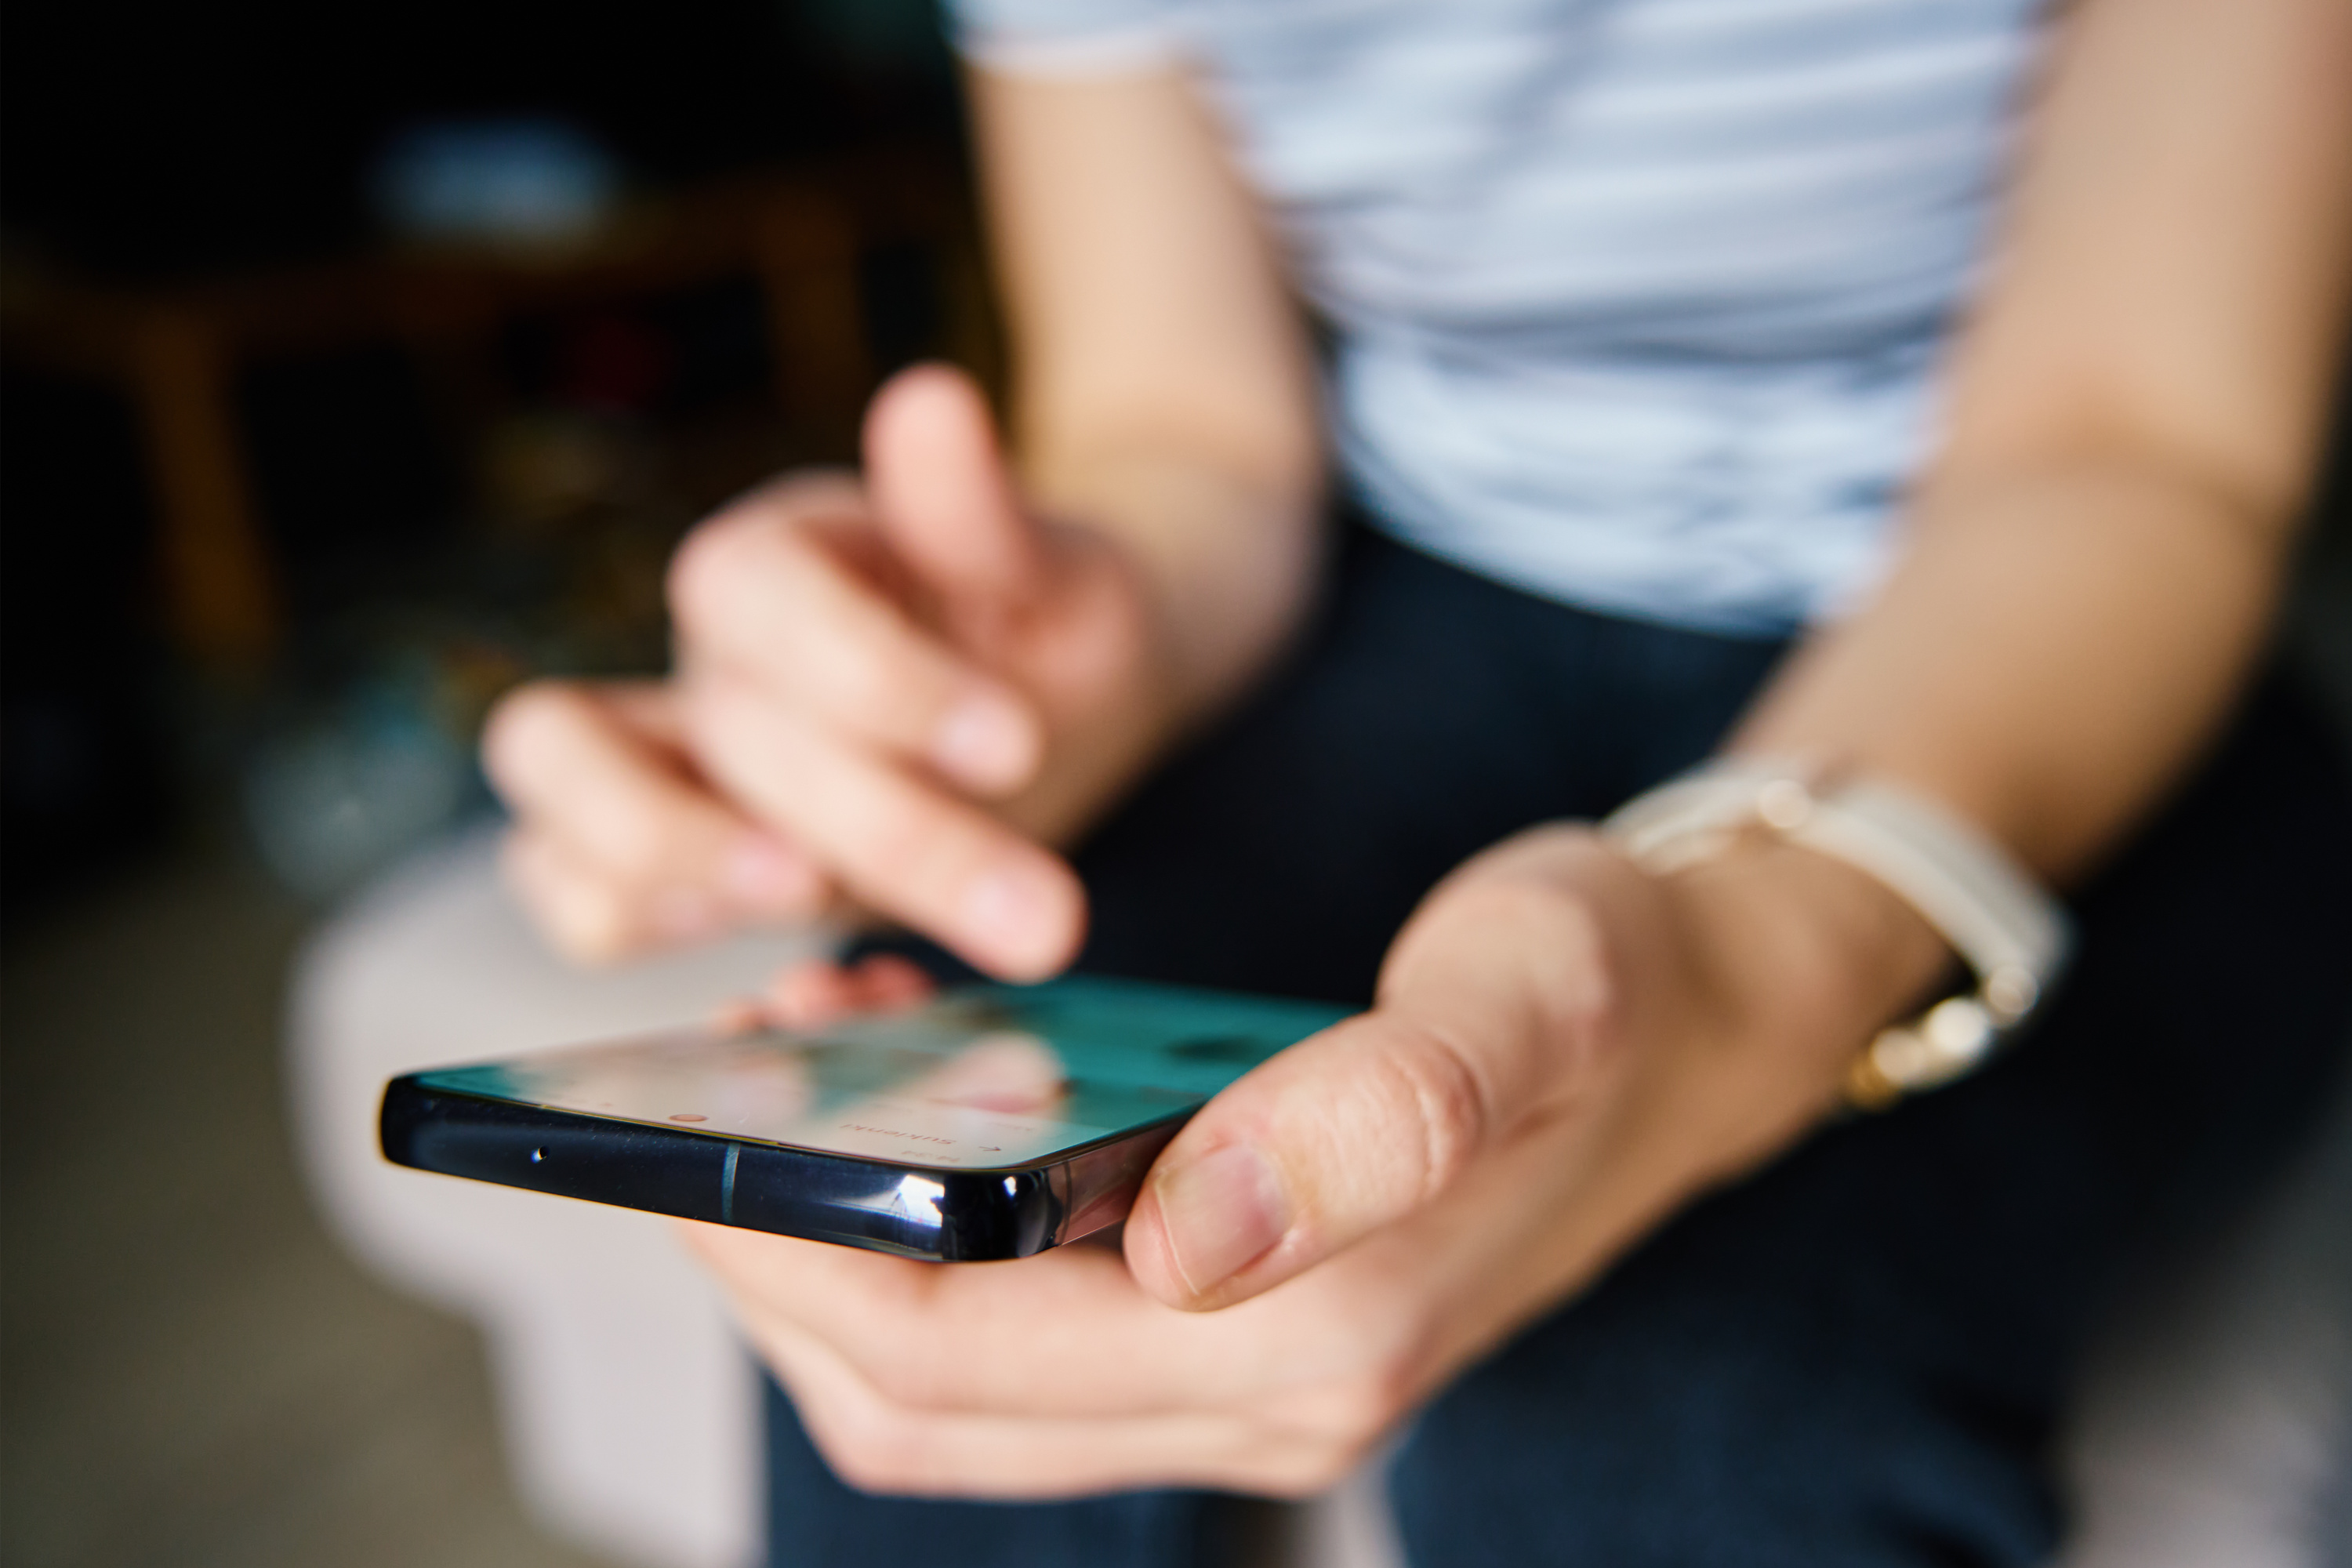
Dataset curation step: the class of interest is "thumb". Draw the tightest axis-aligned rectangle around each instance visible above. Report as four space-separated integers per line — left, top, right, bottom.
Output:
1122 1011 1521 1311
1124 840 1636 1311
864 363 1045 610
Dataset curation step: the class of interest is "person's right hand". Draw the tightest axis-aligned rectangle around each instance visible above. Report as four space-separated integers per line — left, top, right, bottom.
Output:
483 364 1180 978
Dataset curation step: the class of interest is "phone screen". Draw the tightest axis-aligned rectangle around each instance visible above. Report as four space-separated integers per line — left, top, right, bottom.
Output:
408 978 1349 1170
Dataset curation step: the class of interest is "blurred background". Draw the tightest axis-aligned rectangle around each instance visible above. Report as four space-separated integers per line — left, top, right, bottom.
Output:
3 2 2351 1566
1 2 985 1562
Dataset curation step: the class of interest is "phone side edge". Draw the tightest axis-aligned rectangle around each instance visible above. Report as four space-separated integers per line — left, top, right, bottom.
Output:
380 1076 1062 1261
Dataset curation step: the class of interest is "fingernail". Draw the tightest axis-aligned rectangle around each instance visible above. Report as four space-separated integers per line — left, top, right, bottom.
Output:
724 837 813 910
961 863 1066 974
933 692 1033 790
1152 1143 1288 1297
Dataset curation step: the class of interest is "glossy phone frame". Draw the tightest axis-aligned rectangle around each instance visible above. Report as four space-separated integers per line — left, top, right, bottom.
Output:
379 1078 1185 1261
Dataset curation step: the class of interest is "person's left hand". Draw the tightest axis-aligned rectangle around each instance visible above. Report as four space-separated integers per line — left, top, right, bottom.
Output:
683 824 1943 1497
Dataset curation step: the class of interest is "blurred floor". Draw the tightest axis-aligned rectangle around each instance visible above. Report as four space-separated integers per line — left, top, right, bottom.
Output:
0 847 610 1568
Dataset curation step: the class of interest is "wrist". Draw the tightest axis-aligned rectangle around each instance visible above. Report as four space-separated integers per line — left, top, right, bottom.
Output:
1671 837 1955 1077
1035 451 1321 717
1005 501 1309 849
1606 757 2074 1105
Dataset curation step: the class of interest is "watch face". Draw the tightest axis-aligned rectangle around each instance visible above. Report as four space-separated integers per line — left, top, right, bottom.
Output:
411 978 1350 1169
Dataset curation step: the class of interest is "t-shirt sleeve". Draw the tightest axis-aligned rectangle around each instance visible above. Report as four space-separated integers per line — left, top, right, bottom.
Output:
941 0 1184 77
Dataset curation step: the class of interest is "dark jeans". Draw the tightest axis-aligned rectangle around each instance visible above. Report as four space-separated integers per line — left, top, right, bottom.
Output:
768 529 2352 1567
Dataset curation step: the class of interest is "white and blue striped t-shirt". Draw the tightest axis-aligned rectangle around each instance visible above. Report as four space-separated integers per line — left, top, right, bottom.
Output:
948 0 2047 633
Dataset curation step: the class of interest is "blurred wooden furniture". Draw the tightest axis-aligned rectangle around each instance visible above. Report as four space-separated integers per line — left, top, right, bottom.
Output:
0 151 990 666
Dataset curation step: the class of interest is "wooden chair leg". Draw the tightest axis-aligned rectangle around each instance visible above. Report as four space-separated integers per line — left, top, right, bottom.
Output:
129 308 279 666
755 193 870 455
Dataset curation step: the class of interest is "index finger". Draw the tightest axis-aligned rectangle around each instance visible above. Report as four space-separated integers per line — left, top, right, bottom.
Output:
683 669 1082 978
670 489 1043 795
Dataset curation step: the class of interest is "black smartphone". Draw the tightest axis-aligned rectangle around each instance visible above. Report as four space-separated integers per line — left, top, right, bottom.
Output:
379 977 1348 1261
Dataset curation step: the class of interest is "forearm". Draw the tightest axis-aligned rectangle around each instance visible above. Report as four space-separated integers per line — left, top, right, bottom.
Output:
1733 456 2297 882
1704 0 2351 1049
970 64 1329 735
1640 449 2306 1085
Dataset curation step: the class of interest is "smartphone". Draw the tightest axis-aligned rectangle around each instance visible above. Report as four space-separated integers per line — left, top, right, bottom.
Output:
379 976 1348 1261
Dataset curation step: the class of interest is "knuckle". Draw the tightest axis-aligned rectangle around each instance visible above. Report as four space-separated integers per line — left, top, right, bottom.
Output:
673 510 941 739
1390 861 1626 1074
1312 1338 1421 1449
810 1420 890 1492
1234 1319 1425 1497
1245 1378 1417 1497
1432 863 1578 944
819 1411 930 1496
847 1325 946 1414
1293 1446 1369 1497
1308 1388 1395 1455
859 1352 948 1414
1354 1022 1493 1203
855 1353 923 1411
1255 1438 1371 1500
816 1272 947 1412
667 506 782 630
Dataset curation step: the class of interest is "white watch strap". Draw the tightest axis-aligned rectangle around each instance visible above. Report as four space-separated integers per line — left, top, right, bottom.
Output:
1603 759 2074 1104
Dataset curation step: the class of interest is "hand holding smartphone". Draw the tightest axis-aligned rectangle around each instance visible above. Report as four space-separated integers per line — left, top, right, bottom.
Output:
381 977 1346 1261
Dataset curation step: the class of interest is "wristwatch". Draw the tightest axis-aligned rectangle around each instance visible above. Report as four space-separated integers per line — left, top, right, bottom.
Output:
1601 759 2074 1109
